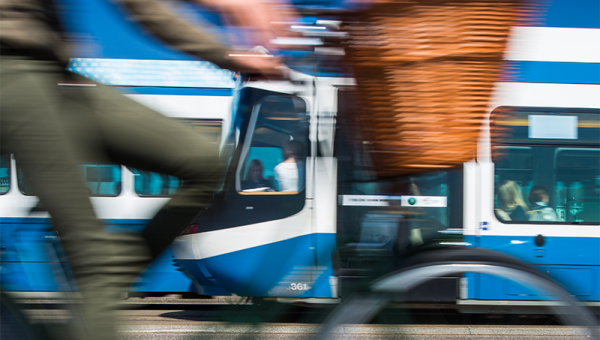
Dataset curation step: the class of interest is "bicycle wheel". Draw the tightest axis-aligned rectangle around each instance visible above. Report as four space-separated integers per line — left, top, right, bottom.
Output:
317 248 599 339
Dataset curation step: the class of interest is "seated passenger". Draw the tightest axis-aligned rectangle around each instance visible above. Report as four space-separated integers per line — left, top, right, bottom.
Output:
528 185 560 222
274 140 305 192
496 180 529 221
242 159 272 191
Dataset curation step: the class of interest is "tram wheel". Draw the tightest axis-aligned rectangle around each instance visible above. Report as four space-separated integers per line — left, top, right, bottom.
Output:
317 247 599 339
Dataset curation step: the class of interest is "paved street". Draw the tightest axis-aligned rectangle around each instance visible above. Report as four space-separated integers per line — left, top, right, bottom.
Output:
20 301 599 339
115 310 596 339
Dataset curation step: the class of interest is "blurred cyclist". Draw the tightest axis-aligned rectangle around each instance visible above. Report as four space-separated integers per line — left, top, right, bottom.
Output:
1 0 294 339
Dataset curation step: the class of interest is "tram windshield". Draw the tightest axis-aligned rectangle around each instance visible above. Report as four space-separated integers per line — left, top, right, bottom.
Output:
236 95 309 194
493 108 600 224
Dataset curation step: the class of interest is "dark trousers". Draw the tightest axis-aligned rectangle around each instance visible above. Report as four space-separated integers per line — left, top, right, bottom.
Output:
0 57 223 339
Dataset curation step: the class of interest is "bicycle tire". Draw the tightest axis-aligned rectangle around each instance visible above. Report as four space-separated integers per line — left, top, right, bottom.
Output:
317 247 599 339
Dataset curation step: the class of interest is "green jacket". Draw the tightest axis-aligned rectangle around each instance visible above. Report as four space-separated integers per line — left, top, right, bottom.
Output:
0 0 235 69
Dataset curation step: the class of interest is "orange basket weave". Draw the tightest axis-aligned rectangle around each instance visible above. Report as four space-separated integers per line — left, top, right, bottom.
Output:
343 0 532 177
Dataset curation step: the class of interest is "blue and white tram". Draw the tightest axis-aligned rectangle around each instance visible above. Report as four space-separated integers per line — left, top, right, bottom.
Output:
172 0 600 308
1 0 598 307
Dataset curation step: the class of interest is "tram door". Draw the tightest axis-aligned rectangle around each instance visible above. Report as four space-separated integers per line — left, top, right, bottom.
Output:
475 107 600 301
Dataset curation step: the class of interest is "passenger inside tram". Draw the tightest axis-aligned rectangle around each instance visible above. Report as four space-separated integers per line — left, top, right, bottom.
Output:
274 140 305 192
496 180 529 221
528 185 561 222
242 159 273 191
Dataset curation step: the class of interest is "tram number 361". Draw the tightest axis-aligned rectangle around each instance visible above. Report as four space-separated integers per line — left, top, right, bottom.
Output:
288 283 310 291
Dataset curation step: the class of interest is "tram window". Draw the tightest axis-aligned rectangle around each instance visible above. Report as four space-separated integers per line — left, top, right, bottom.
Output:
237 95 308 194
555 149 600 223
493 147 534 221
130 169 181 196
492 107 600 224
17 164 122 196
128 119 219 197
0 154 10 195
81 165 121 196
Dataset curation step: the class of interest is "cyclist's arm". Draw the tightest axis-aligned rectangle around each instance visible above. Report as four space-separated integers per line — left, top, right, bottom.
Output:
112 0 236 70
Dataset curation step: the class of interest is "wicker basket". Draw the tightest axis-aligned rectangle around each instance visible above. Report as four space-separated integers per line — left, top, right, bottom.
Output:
343 0 531 177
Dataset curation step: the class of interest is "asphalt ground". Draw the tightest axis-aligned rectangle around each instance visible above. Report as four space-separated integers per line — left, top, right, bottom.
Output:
12 296 599 339
19 308 599 339
118 322 597 338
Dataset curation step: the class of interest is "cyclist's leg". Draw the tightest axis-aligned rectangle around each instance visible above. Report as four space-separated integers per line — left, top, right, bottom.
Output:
62 75 223 265
0 58 121 340
56 79 154 288
78 77 224 260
